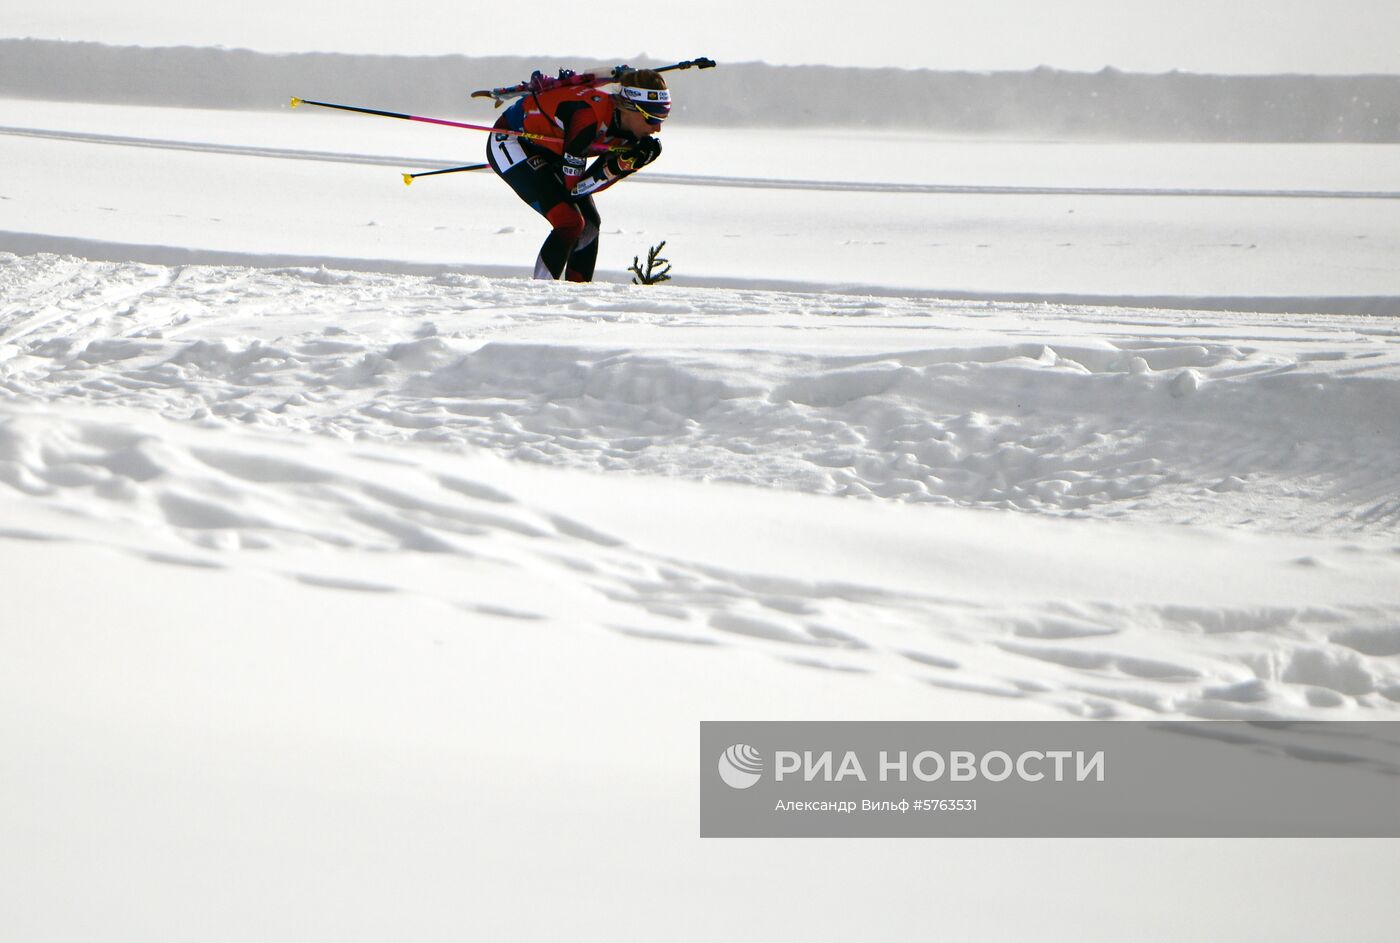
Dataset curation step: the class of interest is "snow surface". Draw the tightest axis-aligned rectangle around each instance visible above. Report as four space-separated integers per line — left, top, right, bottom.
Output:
3 99 1399 308
3 93 1400 939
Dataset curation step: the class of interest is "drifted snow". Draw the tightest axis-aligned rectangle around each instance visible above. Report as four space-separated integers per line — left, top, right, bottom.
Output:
3 252 1398 718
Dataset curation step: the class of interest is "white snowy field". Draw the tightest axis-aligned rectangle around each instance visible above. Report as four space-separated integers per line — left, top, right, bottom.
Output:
3 96 1400 939
3 99 1399 306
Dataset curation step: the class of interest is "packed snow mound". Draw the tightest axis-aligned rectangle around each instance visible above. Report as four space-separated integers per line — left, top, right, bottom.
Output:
5 253 1400 536
3 253 1400 721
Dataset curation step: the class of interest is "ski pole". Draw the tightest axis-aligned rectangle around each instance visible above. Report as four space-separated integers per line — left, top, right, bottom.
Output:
402 163 489 185
404 133 632 184
290 96 562 146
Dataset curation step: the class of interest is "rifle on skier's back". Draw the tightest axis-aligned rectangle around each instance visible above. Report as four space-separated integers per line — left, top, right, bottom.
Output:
471 57 717 107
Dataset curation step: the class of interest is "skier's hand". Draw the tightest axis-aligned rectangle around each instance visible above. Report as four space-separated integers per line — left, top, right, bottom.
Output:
624 136 662 169
608 137 660 177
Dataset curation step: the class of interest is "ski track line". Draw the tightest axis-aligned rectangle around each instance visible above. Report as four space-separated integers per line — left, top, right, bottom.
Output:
0 256 180 348
3 124 1399 200
0 254 92 345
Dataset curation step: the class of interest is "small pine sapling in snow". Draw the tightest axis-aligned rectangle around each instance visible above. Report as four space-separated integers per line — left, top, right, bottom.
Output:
629 241 672 285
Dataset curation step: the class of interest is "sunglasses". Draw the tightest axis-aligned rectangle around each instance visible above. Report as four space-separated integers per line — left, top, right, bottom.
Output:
623 100 669 126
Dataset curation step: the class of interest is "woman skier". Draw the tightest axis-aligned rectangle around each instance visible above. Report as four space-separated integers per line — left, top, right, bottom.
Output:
486 69 669 282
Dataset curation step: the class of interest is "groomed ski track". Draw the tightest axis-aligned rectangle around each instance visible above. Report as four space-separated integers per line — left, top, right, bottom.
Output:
4 124 1399 201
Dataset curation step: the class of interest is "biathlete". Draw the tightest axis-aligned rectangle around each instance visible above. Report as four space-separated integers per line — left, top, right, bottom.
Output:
486 69 669 282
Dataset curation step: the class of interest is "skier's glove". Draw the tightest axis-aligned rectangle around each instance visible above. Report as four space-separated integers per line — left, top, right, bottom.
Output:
570 138 662 199
601 138 661 179
622 136 662 169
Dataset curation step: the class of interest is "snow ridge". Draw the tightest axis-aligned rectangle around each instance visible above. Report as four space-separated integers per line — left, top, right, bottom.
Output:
3 254 1400 720
5 255 1399 536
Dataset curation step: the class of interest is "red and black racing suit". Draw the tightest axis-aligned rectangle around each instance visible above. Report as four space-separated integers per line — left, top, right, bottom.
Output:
487 84 660 281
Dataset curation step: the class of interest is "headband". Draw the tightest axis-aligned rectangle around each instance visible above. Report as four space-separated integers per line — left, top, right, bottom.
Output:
619 86 672 104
